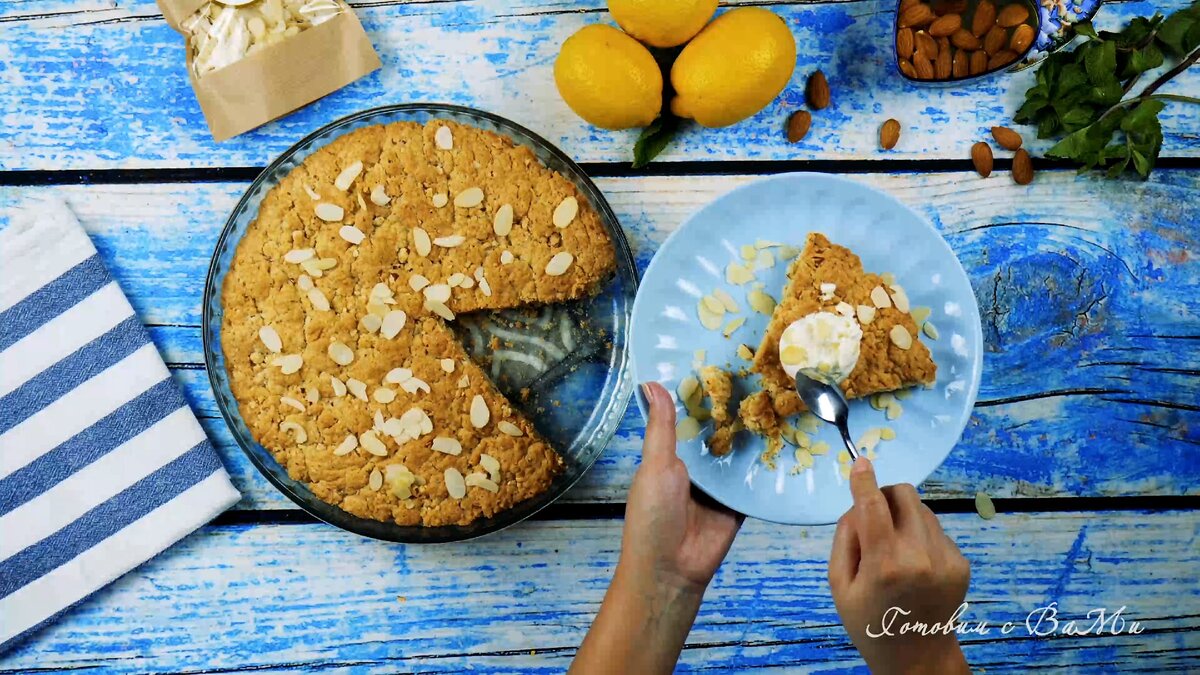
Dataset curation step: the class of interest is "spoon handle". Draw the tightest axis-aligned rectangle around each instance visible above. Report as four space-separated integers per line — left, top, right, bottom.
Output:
838 425 859 462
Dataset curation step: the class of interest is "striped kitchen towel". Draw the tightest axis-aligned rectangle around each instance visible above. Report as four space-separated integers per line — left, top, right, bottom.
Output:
0 198 240 651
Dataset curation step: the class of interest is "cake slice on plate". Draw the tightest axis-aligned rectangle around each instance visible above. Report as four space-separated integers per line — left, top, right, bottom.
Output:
739 232 937 438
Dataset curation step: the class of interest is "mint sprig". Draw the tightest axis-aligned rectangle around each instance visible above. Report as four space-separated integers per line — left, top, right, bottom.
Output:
1015 1 1200 178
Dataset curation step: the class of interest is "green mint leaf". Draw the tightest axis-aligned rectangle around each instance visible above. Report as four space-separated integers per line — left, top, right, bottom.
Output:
1131 148 1153 177
1037 112 1062 139
1129 42 1165 74
1121 99 1166 131
1074 21 1099 39
632 115 680 169
1088 80 1125 106
1110 15 1163 49
1158 2 1200 56
1085 40 1118 84
1061 106 1097 131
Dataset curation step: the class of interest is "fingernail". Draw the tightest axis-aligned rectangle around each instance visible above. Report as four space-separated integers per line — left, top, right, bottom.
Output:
852 456 871 473
638 382 654 410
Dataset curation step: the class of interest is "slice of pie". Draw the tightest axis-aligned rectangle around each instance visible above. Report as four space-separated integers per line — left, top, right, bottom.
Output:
739 232 936 436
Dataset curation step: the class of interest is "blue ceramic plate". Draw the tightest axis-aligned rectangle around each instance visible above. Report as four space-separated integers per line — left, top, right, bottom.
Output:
630 174 983 525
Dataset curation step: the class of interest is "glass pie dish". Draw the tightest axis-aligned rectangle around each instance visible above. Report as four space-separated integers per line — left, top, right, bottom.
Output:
202 104 638 543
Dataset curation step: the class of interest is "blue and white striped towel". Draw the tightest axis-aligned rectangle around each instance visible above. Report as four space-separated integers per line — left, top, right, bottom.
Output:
0 199 240 650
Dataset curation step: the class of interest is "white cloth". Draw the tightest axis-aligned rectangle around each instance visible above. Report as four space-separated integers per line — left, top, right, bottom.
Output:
0 199 240 650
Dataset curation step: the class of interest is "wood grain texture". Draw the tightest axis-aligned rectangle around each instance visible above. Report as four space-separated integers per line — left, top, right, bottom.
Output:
1 511 1197 672
3 170 1197 509
1 0 1198 170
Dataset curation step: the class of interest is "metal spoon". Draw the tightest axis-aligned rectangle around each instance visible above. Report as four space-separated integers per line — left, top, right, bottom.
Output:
793 372 858 461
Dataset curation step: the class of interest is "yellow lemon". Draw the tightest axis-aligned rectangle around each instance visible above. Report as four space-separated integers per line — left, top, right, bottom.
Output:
607 0 718 48
670 8 797 128
554 24 663 130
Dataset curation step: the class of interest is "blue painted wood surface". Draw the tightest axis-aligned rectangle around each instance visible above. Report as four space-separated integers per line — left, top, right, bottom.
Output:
0 0 1198 169
1 512 1197 672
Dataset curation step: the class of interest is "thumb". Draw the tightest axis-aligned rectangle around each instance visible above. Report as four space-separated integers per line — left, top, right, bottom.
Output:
640 382 677 462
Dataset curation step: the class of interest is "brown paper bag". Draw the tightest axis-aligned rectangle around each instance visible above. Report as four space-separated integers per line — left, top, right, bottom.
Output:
159 0 381 141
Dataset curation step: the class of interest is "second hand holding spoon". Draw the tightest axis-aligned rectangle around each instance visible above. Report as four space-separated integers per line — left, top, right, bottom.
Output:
793 371 858 462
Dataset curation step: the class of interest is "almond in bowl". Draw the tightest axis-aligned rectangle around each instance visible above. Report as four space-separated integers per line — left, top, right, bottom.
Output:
895 0 1038 82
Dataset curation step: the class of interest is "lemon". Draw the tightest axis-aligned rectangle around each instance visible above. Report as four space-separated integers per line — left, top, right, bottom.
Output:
670 8 797 128
554 24 663 130
607 0 718 48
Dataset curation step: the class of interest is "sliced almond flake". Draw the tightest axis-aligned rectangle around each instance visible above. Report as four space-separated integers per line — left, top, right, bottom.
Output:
890 286 911 313
385 367 413 384
837 449 852 465
478 275 491 297
279 421 307 444
357 193 368 213
370 184 390 206
545 252 574 276
368 468 383 490
796 413 820 434
923 321 940 340
284 248 315 264
315 203 344 222
857 428 883 453
426 300 455 321
819 282 837 301
275 354 303 375
460 276 475 289
697 302 723 330
755 239 781 249
794 449 815 469
447 272 466 288
296 274 315 292
433 234 465 248
723 317 745 338
367 301 389 318
552 196 579 228
361 313 383 333
895 388 913 401
258 325 283 353
675 415 702 441
413 228 432 257
434 125 453 150
281 396 305 412
755 249 775 270
700 295 725 315
490 422 520 440
500 250 514 265
339 225 365 245
424 284 452 303
877 392 896 408
360 430 388 457
374 410 386 431
457 373 470 388
445 467 467 499
748 289 777 315
470 394 490 428
330 376 347 397
399 376 432 395
333 434 358 456
910 306 932 324
809 440 831 456
856 305 877 325
867 448 878 460
306 387 319 404
740 245 757 261
381 310 407 339
432 193 449 208
870 286 893 309
300 258 323 277
479 452 501 478
346 378 368 401
889 325 913 350
314 258 338 271
886 401 903 420
725 262 754 285
712 289 739 313
432 436 463 456
409 274 431 291
374 387 396 404
493 204 514 236
440 359 455 373
465 473 499 493
334 160 363 191
307 288 331 311
303 185 321 201
328 341 354 365
880 427 897 441
736 344 754 360
677 376 700 405
835 302 854 317
454 187 485 208
881 272 896 286
781 345 808 366
975 491 997 520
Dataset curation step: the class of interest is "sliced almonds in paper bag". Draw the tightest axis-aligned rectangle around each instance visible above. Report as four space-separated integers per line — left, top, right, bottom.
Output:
158 0 381 141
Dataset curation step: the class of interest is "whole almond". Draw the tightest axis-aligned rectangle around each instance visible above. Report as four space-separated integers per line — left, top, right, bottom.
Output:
929 13 962 37
988 50 1018 69
913 52 935 79
900 0 921 10
1012 148 1033 185
983 24 1008 54
951 28 982 50
936 43 952 78
991 126 1023 150
899 3 936 28
806 70 831 110
1010 23 1035 53
952 49 968 77
915 31 939 60
997 3 1030 27
932 0 967 14
787 110 812 143
971 0 996 36
880 119 901 149
971 141 993 177
897 27 915 59
969 49 988 74
899 59 918 78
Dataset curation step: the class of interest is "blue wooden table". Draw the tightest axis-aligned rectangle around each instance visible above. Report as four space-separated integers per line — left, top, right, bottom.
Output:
2 0 1198 672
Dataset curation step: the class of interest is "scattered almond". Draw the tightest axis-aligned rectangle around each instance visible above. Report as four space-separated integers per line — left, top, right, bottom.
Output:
307 288 330 312
454 187 485 208
470 394 490 428
284 248 315 264
339 225 365 245
368 468 383 490
991 126 1023 150
275 354 303 375
880 119 901 150
433 234 465 248
806 70 831 110
333 434 358 456
1012 148 1034 185
971 141 994 177
444 468 467 499
346 378 368 401
432 193 449 208
434 125 453 150
374 387 396 404
279 421 307 444
314 203 344 222
334 161 363 191
328 341 354 366
500 250 515 265
432 436 463 456
870 285 893 309
786 110 812 143
889 324 913 350
360 430 388 457
498 421 524 437
258 325 283 353
553 196 579 228
413 227 432 257
493 203 514 236
545 251 574 276
370 184 390 206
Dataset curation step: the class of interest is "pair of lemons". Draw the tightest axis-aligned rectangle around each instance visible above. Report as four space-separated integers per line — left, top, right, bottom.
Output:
555 1 796 129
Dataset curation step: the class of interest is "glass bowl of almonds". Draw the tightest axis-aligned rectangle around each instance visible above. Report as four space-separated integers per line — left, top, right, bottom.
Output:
202 104 639 542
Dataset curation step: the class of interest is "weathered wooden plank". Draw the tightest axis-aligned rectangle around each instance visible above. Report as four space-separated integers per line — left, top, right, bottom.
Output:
1 0 1198 170
1 511 1197 672
3 170 1197 507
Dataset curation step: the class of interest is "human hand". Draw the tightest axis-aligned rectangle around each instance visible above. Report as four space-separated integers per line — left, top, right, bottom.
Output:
829 458 971 675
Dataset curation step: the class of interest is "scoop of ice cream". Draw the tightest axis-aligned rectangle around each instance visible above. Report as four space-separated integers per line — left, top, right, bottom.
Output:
778 311 863 384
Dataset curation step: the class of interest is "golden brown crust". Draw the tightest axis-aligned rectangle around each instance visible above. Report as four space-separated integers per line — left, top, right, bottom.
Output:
699 365 735 456
220 120 616 527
